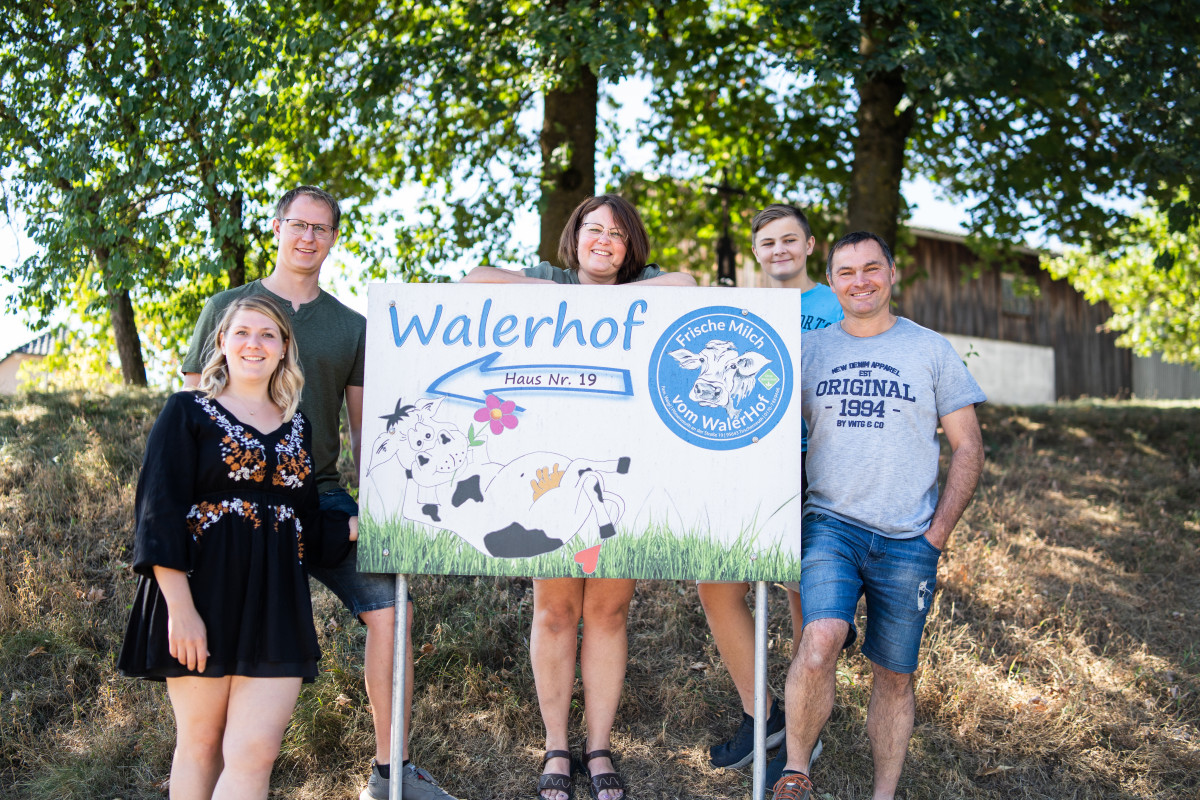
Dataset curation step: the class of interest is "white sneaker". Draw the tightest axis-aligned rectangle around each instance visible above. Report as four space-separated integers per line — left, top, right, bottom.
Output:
360 760 460 800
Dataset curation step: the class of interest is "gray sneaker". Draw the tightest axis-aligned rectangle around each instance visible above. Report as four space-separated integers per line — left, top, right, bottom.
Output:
360 760 459 800
763 739 822 800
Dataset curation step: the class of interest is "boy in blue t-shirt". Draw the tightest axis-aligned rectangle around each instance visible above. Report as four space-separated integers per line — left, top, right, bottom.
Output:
698 204 842 773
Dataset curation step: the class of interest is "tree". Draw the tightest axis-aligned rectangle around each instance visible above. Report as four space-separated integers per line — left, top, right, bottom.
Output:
539 62 598 262
1048 194 1200 367
0 0 401 384
633 0 847 274
345 0 663 271
9 0 1195 375
641 0 1199 267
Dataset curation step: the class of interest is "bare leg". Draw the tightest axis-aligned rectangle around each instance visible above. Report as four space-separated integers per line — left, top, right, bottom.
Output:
362 603 412 764
579 578 635 800
166 676 230 800
866 665 915 800
787 587 804 660
697 581 768 713
211 676 302 799
783 618 846 774
532 578 585 800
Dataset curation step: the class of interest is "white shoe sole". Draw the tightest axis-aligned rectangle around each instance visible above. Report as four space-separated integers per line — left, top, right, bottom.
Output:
720 728 787 770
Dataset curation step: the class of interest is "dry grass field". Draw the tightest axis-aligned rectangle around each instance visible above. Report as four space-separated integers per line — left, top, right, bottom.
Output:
1 391 1197 800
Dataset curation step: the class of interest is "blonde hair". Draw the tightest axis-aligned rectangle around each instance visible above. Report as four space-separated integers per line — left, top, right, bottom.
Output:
198 295 304 421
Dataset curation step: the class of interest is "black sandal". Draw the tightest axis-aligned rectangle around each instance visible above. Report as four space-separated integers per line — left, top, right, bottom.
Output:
537 749 575 800
579 742 625 800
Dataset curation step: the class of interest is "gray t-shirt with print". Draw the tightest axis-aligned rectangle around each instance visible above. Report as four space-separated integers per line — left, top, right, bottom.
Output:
801 317 985 539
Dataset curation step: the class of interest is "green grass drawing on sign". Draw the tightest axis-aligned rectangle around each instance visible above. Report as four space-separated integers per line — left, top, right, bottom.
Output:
357 508 800 582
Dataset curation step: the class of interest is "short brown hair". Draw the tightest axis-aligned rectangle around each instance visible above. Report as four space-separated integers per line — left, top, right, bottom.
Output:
557 194 651 285
751 204 812 243
825 231 895 278
275 185 340 231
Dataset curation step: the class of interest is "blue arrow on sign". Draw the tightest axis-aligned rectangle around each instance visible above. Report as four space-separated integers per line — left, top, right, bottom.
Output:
426 352 634 408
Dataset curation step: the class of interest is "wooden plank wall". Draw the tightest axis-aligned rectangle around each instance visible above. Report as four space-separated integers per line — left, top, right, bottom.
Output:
894 234 1132 399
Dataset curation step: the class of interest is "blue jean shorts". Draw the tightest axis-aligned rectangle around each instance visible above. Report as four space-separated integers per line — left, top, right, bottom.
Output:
311 489 406 618
800 513 941 674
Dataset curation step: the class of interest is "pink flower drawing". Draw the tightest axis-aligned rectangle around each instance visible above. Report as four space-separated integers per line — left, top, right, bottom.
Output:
474 394 518 435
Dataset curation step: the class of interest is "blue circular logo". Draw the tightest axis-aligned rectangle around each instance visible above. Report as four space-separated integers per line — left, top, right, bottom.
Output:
648 306 792 450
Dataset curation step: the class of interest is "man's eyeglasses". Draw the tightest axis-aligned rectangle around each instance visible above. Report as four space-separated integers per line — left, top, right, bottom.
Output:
280 218 336 240
579 223 627 243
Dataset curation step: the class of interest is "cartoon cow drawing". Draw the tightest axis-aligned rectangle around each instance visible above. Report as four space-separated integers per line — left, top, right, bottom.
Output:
367 397 471 509
417 452 629 558
367 396 629 559
669 339 771 418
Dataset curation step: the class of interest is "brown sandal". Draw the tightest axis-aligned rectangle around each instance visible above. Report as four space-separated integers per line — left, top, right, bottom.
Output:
537 749 574 800
579 743 625 800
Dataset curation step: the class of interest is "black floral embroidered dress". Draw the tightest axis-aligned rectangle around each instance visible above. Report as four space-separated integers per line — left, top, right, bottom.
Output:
118 391 324 682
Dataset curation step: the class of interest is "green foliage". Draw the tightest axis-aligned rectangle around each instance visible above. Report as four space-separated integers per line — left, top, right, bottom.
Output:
0 0 428 384
630 1 848 275
346 0 661 271
4 0 1199 371
1048 196 1200 367
643 0 1200 274
909 0 1200 247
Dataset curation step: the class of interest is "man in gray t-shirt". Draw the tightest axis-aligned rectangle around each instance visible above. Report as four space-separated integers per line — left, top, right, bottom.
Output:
771 232 985 800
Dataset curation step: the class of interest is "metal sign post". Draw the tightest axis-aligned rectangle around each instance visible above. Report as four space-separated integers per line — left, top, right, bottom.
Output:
390 574 409 800
752 580 769 800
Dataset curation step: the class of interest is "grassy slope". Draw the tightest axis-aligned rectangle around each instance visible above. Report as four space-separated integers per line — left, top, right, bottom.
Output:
1 391 1197 800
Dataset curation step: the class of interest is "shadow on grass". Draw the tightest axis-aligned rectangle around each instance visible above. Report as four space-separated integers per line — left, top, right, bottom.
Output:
2 394 1198 799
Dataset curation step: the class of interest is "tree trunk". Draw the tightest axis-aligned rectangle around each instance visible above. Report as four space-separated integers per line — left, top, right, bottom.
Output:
224 190 247 287
219 188 247 286
539 65 598 264
847 10 915 251
92 245 148 386
108 286 148 387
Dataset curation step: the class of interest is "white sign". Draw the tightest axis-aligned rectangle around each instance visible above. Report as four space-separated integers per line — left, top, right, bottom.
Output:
357 283 803 581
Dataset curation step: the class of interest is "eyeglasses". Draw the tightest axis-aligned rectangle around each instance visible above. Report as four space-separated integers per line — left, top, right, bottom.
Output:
280 218 336 240
579 223 627 243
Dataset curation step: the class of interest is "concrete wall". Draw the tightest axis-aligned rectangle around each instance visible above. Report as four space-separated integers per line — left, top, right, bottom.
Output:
940 333 1056 406
1132 353 1200 400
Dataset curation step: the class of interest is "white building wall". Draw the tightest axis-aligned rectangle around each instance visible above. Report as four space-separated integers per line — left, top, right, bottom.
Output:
940 333 1056 406
0 353 35 395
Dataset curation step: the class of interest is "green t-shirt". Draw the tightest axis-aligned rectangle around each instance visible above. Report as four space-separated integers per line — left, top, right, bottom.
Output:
523 261 665 284
181 280 367 495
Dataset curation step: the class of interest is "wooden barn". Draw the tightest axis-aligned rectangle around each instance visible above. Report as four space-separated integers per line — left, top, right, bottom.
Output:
896 228 1127 400
897 228 1200 401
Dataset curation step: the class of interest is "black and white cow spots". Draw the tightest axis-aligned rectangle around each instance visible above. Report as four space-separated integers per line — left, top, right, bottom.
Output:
366 396 630 559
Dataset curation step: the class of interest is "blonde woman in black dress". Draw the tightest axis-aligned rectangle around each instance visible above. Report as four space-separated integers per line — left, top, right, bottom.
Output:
119 295 348 799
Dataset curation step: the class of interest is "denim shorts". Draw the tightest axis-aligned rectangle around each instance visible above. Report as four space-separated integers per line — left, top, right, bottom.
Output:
800 513 941 674
311 489 407 617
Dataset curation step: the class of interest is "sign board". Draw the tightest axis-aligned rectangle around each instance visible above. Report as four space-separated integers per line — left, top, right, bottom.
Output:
357 283 803 581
